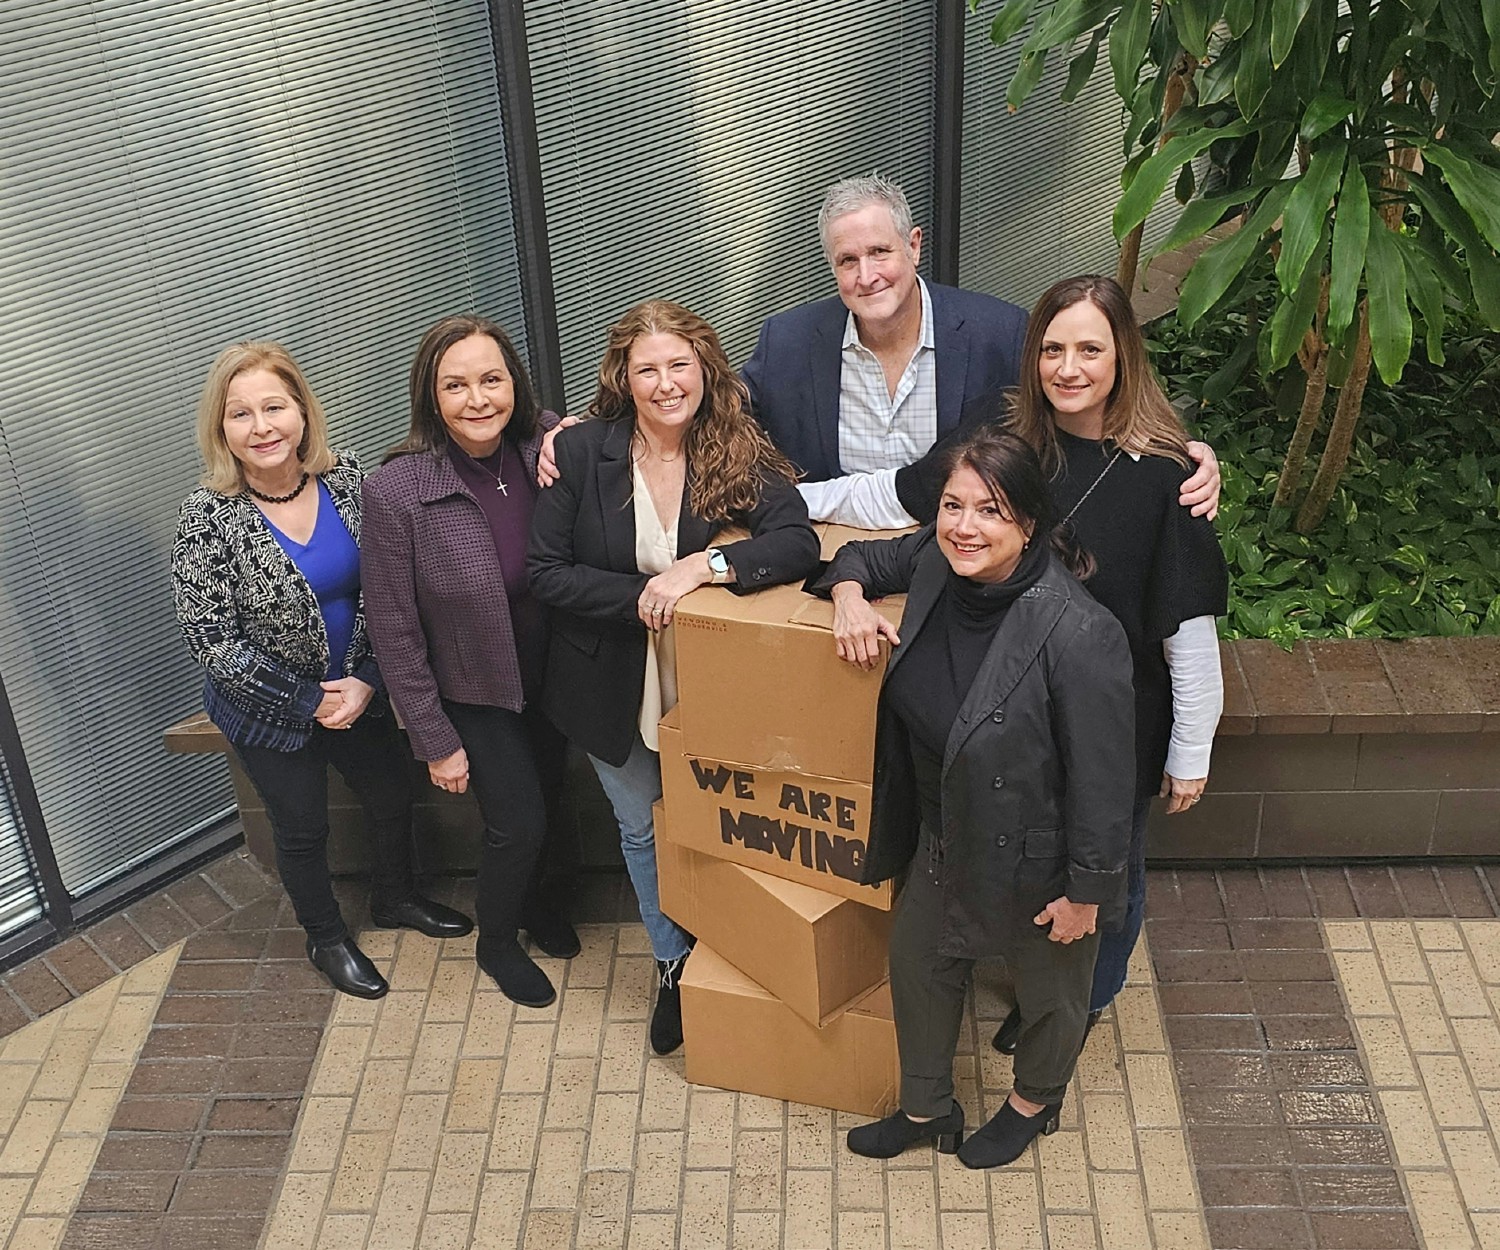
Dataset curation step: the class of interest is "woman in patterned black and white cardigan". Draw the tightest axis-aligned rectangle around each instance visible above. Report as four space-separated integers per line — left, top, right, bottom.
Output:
172 341 472 999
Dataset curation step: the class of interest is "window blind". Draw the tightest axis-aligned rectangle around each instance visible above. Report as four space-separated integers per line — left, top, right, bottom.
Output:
522 0 938 412
0 752 41 941
0 0 524 896
959 19 1180 306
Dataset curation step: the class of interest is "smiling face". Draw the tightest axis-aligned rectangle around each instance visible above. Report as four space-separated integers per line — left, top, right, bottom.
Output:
221 368 305 480
825 204 923 338
626 332 704 438
936 464 1033 584
437 333 514 457
1038 299 1118 437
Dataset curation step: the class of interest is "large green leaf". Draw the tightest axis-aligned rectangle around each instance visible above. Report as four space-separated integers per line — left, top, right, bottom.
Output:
1277 139 1346 291
1299 92 1355 141
1224 0 1257 37
1023 0 1114 56
1327 160 1371 342
1113 120 1253 238
1291 0 1335 101
1146 182 1276 259
1270 0 1314 67
1006 49 1049 110
1167 0 1214 60
1484 0 1500 84
1424 144 1500 253
988 0 1040 47
1235 31 1274 114
1398 233 1447 366
1269 221 1330 368
1062 25 1106 102
1364 219 1412 383
1109 0 1153 98
1198 44 1243 105
1178 180 1296 327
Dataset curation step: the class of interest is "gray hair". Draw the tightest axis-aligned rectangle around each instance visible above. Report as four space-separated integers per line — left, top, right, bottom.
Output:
817 174 916 261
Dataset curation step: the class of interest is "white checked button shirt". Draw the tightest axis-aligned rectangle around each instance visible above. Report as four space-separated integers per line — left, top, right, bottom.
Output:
836 277 937 474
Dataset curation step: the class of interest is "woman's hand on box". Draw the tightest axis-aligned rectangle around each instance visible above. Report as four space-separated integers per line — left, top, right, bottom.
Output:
831 581 900 670
639 552 713 631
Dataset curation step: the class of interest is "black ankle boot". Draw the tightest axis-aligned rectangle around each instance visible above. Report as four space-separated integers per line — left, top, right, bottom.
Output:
651 955 687 1055
522 908 581 959
847 1101 964 1159
957 1098 1061 1169
370 894 474 939
476 936 556 1008
306 937 388 999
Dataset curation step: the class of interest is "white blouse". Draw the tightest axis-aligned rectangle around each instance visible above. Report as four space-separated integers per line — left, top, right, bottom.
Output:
632 460 680 752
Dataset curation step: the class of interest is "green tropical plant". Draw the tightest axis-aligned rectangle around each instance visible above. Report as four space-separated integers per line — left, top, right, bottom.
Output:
978 0 1500 531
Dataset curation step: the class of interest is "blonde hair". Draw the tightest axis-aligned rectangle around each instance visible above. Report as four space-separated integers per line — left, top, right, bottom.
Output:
1010 275 1190 474
195 341 336 494
588 300 799 523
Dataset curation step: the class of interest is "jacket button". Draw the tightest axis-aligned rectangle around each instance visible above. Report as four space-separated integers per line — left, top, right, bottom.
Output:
992 709 1005 723
992 777 1005 789
757 567 769 577
996 834 1009 848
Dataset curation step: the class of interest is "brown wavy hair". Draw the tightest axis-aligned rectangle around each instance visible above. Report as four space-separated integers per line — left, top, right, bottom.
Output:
385 315 540 462
1009 275 1190 474
588 300 798 523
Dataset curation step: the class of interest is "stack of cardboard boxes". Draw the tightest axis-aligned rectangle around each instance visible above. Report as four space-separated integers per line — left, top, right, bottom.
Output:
655 526 907 1116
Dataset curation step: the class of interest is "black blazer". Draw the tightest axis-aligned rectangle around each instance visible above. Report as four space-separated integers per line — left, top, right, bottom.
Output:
526 418 820 766
822 530 1136 960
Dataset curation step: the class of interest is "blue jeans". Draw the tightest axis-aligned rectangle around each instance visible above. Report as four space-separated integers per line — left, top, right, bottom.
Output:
1088 792 1155 1013
588 735 693 962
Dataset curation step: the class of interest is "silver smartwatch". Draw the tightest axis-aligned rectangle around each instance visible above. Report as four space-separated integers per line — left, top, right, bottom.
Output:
706 547 732 584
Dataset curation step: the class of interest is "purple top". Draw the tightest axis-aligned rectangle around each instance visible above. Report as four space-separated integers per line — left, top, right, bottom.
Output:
263 478 360 679
447 439 546 696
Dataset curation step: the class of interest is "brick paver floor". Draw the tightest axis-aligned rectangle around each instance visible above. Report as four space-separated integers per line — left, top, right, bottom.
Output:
1 854 1498 1248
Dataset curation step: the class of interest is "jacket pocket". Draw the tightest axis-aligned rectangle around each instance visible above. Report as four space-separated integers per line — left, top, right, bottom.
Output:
1021 829 1063 859
555 621 601 657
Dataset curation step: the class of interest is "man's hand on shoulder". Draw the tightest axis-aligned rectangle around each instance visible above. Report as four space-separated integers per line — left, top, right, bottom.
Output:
538 415 584 488
1182 441 1220 520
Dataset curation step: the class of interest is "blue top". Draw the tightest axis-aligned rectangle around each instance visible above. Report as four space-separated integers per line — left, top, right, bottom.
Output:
263 478 361 680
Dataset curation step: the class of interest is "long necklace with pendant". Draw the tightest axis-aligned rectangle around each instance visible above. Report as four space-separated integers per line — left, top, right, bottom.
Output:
1062 447 1122 524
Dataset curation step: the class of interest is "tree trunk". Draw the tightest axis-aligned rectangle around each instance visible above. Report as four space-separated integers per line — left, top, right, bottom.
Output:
1296 303 1372 532
1118 50 1196 292
1274 348 1329 509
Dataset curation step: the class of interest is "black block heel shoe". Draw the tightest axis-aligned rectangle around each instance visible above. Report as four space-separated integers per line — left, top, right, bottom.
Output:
522 909 581 960
650 956 688 1055
306 937 389 999
957 1098 1061 1169
846 1101 964 1159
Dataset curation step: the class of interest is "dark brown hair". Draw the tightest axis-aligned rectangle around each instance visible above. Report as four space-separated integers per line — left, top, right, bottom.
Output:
588 300 798 523
386 315 540 461
1010 274 1190 474
937 428 1094 580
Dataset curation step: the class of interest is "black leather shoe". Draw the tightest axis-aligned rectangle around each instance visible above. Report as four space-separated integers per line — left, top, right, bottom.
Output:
957 1098 1061 1169
522 909 581 959
306 937 388 999
847 1101 964 1159
991 1006 1022 1054
992 1006 1102 1055
476 936 556 1008
650 955 688 1055
370 894 474 939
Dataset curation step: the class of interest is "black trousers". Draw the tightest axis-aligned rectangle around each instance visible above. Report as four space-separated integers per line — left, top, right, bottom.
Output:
234 711 415 945
441 700 561 941
889 831 1100 1115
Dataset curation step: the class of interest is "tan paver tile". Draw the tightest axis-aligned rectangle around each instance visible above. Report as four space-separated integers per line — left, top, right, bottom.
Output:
1446 1128 1500 1210
1124 1054 1181 1127
731 1129 783 1211
427 1131 487 1214
570 1170 624 1248
422 1212 477 1248
23 1136 95 1215
288 1095 354 1173
834 1137 886 1208
370 994 425 1060
1324 920 1373 950
313 1025 375 1095
1356 1017 1421 1087
0 1101 67 1173
389 1091 448 1171
1137 1129 1197 1211
1373 922 1430 983
7 1216 65 1250
626 1212 678 1250
639 1054 688 1130
328 1130 394 1211
407 1020 463 1092
461 989 515 1058
1463 923 1500 984
0 1063 37 1134
1393 984 1459 1052
787 1105 834 1169
387 933 441 992
471 1171 529 1250
737 1092 784 1130
731 1210 781 1249
1417 920 1466 950
1092 1172 1151 1249
1113 987 1165 1051
487 1093 542 1170
541 1054 597 1130
1150 1211 1211 1250
1080 1092 1137 1171
1380 1089 1448 1165
28 1032 92 1102
1332 950 1397 1015
678 1169 731 1248
119 946 180 997
264 1170 334 1250
1075 1034 1124 1092
367 1168 429 1250
1407 1170 1479 1249
521 1209 575 1248
987 1171 1044 1246
1046 1212 1100 1249
1430 951 1493 1018
784 1168 833 1248
941 1210 995 1249
313 1212 370 1249
586 1091 639 1171
606 955 654 1019
424 959 479 1025
887 1168 940 1249
556 987 606 1056
1418 1054 1487 1127
564 927 614 989
633 1131 685 1211
1453 1018 1500 1088
597 1022 647 1093
500 1022 555 1093
1475 1212 1500 1248
838 1209 890 1248
1038 1129 1091 1210
686 1088 735 1169
2 1014 61 1063
88 994 158 1064
936 1156 988 1212
349 1057 408 1132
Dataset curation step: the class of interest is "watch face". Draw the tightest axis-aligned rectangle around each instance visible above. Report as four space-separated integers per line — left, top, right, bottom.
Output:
709 549 728 574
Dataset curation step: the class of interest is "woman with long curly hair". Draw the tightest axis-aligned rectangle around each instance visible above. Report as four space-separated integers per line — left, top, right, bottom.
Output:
527 299 820 1053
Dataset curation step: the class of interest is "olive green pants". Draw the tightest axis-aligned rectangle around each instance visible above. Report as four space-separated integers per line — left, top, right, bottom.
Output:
889 835 1100 1116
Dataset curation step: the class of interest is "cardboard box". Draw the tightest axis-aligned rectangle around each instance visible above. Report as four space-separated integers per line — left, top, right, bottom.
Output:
657 709 894 910
680 942 899 1117
656 832 891 1028
673 523 910 784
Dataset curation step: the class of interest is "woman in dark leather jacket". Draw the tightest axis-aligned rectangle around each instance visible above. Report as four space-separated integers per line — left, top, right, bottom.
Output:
822 429 1135 1169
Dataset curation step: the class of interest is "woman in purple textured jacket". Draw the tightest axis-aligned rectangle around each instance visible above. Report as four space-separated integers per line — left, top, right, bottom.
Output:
361 315 577 1008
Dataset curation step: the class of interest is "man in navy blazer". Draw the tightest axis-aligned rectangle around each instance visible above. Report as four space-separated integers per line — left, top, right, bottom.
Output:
741 176 1217 527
